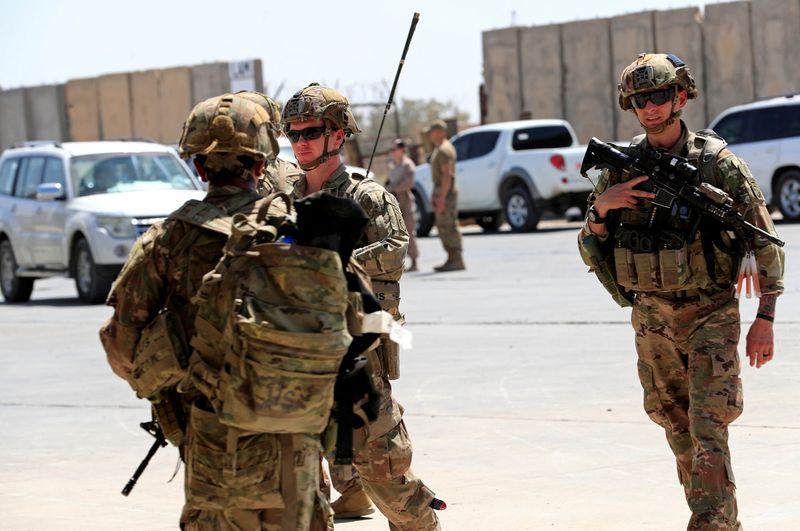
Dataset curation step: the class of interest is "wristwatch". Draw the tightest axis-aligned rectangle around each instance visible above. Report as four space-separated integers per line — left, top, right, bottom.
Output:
587 204 607 224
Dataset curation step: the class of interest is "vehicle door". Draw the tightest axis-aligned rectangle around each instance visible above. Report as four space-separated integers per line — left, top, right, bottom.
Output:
31 157 68 267
10 157 46 266
0 157 23 253
452 130 501 210
713 107 782 197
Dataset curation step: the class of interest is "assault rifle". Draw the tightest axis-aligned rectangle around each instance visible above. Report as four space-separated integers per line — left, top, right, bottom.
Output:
580 138 785 247
121 420 167 496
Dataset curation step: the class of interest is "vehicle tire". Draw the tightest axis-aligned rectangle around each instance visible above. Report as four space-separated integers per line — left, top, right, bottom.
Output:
776 169 800 222
503 186 540 232
414 190 434 237
72 239 112 304
477 213 503 232
0 240 34 303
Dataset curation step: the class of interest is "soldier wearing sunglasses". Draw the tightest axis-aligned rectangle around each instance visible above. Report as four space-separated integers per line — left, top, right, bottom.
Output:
282 83 441 531
578 54 784 530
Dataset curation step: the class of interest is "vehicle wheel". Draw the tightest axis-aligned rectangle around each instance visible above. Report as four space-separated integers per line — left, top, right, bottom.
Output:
477 213 503 232
776 169 800 222
503 186 540 232
72 239 112 304
414 190 434 237
0 240 34 303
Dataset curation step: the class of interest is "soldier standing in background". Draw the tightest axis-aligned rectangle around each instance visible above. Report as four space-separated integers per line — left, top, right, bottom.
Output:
100 94 332 530
387 139 419 272
283 83 441 530
578 53 785 530
426 120 465 272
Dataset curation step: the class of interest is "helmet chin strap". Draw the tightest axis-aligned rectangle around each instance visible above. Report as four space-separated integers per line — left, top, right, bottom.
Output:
298 125 345 171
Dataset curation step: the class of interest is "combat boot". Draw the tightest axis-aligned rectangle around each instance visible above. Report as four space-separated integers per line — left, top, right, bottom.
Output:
331 487 375 519
433 252 465 272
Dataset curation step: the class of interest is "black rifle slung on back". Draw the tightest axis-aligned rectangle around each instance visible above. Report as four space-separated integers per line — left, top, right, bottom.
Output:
580 138 784 247
121 420 167 496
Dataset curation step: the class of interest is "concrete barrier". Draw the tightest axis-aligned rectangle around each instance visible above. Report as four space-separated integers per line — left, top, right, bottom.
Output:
158 67 192 145
482 28 522 123
561 18 615 143
519 24 562 119
0 89 29 149
751 0 800 99
98 73 133 140
26 85 66 142
64 78 100 142
191 63 230 105
703 2 754 122
130 70 160 142
611 12 656 141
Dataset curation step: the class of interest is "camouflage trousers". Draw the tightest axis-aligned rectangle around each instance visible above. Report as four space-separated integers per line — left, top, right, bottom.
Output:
328 350 440 531
394 191 418 260
434 188 461 254
632 290 744 531
180 404 331 531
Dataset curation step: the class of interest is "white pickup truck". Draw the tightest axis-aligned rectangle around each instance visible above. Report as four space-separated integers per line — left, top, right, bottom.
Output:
413 119 592 234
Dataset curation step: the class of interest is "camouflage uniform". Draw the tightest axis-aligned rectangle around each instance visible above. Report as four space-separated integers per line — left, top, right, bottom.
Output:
260 156 303 195
430 138 461 255
100 94 331 530
579 54 785 530
387 153 419 261
293 164 440 530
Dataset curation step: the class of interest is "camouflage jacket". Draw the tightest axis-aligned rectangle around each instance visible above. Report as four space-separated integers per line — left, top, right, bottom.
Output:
578 122 785 297
99 186 264 384
293 164 409 284
258 157 303 195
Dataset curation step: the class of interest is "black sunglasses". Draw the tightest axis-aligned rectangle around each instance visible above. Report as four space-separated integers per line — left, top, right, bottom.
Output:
631 87 674 109
286 126 327 143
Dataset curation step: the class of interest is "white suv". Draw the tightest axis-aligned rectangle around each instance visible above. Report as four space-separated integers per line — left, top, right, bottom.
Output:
709 94 800 221
0 141 205 303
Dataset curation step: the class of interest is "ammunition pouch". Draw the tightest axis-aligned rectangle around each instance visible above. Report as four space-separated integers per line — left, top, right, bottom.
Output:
151 392 187 447
375 338 401 380
131 310 189 400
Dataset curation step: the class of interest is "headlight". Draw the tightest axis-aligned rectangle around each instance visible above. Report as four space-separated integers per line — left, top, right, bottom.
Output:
95 216 136 238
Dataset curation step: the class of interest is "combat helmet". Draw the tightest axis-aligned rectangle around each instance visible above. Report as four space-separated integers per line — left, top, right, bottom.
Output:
281 83 361 171
235 90 283 157
178 93 274 173
618 53 697 133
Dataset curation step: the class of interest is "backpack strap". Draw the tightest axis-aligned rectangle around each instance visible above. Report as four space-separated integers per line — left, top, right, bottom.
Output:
687 129 727 186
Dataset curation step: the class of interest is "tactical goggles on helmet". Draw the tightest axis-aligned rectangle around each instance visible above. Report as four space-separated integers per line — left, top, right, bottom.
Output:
286 126 327 143
630 87 675 109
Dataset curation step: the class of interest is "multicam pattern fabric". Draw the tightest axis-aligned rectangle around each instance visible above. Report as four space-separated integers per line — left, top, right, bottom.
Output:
293 165 440 530
618 53 698 111
259 157 303 195
577 122 785 528
387 155 418 260
281 83 361 135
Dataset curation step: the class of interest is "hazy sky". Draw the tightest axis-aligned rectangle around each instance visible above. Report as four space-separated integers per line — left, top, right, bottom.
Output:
1 0 718 121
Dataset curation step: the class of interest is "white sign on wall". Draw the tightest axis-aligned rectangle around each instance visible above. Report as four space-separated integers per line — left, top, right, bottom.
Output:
229 60 257 92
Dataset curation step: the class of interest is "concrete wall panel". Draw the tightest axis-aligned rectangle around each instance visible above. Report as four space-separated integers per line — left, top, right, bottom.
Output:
561 18 615 143
654 8 706 129
158 67 192 145
751 0 800 99
191 62 230 105
704 2 754 121
519 24 562 119
611 12 656 140
0 89 29 149
26 85 66 142
64 78 100 141
130 70 160 142
483 28 521 123
98 73 132 140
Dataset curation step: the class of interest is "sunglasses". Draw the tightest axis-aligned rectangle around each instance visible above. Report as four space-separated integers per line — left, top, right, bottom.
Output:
631 88 674 109
286 126 327 143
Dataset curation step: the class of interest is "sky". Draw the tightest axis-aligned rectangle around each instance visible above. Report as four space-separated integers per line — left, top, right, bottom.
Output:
0 0 719 122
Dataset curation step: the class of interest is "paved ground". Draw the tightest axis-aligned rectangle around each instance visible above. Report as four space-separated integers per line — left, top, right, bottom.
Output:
1 220 798 531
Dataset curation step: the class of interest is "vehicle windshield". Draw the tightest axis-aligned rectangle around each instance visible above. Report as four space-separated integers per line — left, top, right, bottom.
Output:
71 153 197 197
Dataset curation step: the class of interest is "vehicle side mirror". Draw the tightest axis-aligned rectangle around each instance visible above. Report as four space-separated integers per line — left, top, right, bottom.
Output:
36 182 66 201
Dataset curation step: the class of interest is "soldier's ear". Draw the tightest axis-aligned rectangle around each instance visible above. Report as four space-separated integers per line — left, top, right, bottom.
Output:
676 89 689 109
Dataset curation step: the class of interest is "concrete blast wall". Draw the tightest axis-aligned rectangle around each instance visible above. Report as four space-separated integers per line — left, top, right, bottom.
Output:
519 24 562 120
751 0 800 99
27 85 66 142
610 12 655 141
98 73 133 140
192 62 231 105
65 78 100 142
0 89 29 148
483 28 522 124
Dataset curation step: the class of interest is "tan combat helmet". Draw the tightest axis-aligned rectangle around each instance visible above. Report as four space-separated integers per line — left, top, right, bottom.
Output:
281 83 361 171
618 53 697 133
178 93 274 173
235 90 283 157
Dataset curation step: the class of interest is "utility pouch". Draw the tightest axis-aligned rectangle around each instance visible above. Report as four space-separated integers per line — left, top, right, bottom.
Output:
152 393 186 447
634 252 659 290
131 311 188 400
613 247 637 287
375 339 401 380
659 246 690 289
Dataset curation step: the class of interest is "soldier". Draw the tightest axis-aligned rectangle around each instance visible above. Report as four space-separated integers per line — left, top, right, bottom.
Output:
99 93 331 530
282 83 441 530
578 53 785 530
426 119 465 272
387 139 419 272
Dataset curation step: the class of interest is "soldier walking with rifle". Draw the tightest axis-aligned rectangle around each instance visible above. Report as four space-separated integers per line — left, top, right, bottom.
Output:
578 53 785 530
